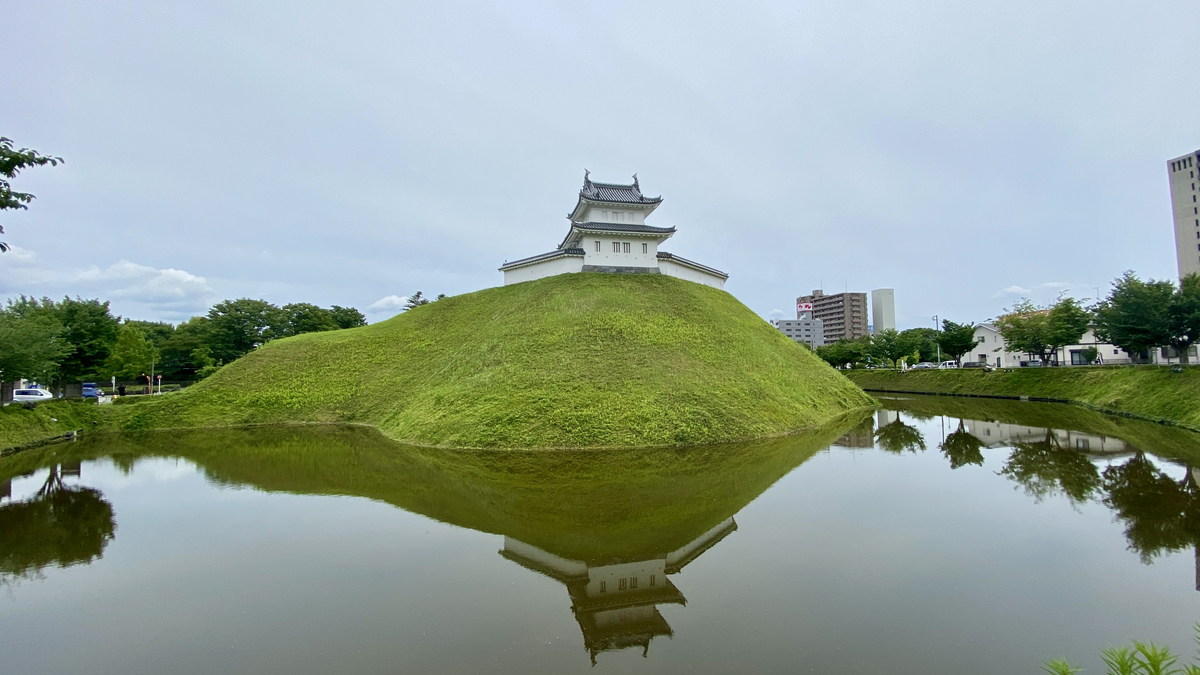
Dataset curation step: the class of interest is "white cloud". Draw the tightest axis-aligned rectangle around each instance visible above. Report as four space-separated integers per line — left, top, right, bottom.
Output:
366 295 410 320
768 308 785 319
0 254 214 319
2 246 38 264
997 285 1031 296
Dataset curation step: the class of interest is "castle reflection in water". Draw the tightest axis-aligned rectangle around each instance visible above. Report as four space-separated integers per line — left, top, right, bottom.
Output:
500 518 737 663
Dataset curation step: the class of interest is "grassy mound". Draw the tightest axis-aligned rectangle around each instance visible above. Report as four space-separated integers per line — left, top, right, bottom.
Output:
844 367 1200 430
117 274 870 448
0 415 865 562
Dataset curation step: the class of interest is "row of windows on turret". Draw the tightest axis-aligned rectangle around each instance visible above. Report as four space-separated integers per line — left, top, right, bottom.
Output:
593 241 649 254
599 575 657 593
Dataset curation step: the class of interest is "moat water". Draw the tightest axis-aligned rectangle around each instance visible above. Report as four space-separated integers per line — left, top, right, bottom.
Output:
2 395 1198 674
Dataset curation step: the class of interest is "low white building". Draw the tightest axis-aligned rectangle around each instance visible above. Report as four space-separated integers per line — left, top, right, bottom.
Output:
500 173 728 289
772 317 825 349
963 323 1193 367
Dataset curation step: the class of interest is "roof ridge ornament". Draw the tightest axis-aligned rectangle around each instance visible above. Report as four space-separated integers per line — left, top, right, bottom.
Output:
632 173 641 198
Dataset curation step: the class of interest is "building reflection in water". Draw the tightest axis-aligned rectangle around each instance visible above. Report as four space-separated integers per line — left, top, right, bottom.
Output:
500 517 737 664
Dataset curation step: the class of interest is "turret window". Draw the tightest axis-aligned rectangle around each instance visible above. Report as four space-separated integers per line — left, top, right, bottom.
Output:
623 242 630 253
595 241 600 252
612 242 620 252
642 243 648 253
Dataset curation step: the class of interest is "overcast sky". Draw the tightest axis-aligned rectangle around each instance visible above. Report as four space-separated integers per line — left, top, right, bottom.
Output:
3 1 1198 328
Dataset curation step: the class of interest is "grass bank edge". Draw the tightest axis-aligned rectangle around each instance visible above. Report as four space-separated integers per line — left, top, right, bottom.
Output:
844 367 1200 431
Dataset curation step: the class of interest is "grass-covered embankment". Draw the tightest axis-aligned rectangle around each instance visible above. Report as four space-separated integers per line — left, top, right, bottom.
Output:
844 367 1200 429
0 400 111 451
0 412 867 562
46 274 870 449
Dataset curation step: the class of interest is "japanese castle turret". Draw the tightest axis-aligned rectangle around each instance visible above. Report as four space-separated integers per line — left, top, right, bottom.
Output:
499 172 728 289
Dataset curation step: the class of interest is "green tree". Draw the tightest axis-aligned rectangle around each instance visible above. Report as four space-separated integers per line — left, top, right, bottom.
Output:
1093 271 1173 364
403 291 430 311
14 297 123 386
938 320 978 366
190 346 221 379
278 303 340 337
207 298 281 363
901 327 940 363
874 418 926 453
1080 346 1099 365
1101 454 1198 563
994 297 1091 366
328 305 367 329
158 316 213 380
815 337 870 369
940 420 985 468
999 431 1101 505
105 325 160 380
1168 273 1200 365
0 307 70 383
0 137 63 253
0 465 115 581
870 328 917 367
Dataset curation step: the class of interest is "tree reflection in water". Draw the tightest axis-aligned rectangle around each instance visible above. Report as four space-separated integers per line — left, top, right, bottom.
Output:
874 418 926 454
998 430 1101 506
0 464 116 581
940 420 986 469
1102 454 1200 564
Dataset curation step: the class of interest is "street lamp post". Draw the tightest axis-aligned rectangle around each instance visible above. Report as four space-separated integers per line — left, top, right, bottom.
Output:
933 315 941 366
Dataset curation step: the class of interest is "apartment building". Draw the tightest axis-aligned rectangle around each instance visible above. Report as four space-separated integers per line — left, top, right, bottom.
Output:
771 317 825 349
1170 150 1200 279
796 290 868 342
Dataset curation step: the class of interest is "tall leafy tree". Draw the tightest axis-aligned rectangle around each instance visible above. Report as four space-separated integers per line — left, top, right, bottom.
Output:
900 327 940 363
38 295 121 384
1101 453 1197 563
206 298 281 363
278 303 340 337
870 328 917 367
994 297 1090 365
104 325 160 380
815 336 870 369
999 431 1100 506
328 305 367 329
940 420 985 469
874 418 926 453
0 308 70 383
0 137 63 252
158 316 214 380
1093 271 1173 363
1168 273 1200 365
938 320 978 366
403 292 430 311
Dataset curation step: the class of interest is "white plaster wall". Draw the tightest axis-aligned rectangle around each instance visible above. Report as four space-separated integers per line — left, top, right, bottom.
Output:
580 236 660 268
658 259 726 289
502 537 588 577
584 206 645 224
502 255 584 285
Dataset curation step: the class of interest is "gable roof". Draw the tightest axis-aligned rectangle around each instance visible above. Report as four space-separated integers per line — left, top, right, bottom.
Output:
568 171 663 221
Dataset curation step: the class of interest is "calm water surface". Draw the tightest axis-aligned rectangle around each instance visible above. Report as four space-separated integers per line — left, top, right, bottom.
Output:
2 396 1199 674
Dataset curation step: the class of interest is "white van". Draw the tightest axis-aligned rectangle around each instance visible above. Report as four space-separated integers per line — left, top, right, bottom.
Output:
938 361 958 369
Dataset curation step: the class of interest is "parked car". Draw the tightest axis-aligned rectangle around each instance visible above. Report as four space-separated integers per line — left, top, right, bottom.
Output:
911 362 938 370
938 361 958 369
962 362 993 370
82 382 101 398
12 388 55 403
1021 359 1044 368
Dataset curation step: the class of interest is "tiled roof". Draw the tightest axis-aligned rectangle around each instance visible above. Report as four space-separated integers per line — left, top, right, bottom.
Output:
573 222 676 234
580 171 662 205
499 247 584 271
656 251 728 279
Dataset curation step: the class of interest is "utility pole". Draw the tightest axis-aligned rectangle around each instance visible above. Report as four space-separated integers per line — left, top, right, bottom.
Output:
933 315 941 366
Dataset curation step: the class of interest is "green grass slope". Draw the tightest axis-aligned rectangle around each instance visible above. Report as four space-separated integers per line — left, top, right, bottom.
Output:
120 274 871 448
0 415 865 563
845 367 1200 429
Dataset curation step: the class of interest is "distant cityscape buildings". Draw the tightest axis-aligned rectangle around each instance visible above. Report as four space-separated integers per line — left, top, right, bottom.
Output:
796 290 868 342
1170 149 1200 280
870 289 895 334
